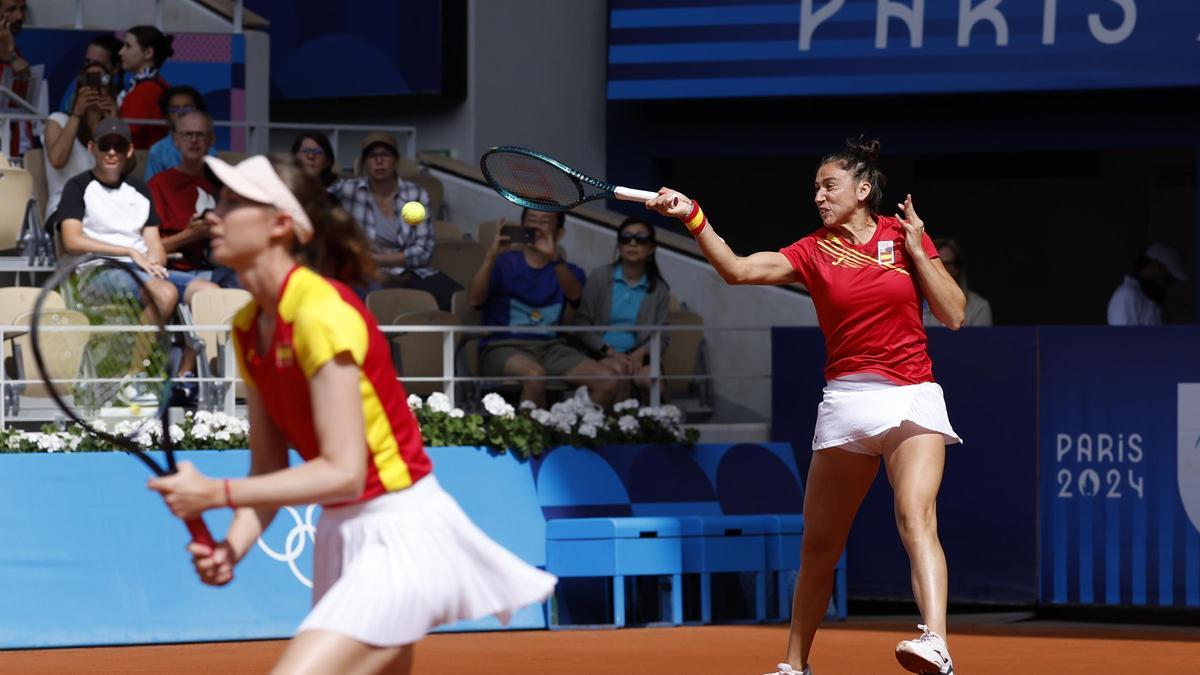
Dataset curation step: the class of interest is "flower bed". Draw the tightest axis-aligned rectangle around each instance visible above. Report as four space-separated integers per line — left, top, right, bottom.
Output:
0 388 697 459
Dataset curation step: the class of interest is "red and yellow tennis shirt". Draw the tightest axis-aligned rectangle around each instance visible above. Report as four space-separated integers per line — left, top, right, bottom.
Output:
231 266 432 503
778 215 940 386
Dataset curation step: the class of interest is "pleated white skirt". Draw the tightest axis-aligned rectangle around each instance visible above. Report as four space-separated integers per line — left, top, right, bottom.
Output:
298 475 558 646
812 372 962 453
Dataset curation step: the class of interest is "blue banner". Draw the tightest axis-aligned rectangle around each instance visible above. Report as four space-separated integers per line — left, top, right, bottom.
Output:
1039 327 1200 608
608 1 1200 99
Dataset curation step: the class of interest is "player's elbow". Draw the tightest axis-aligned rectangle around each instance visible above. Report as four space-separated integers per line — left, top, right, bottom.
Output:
329 461 366 501
721 261 751 285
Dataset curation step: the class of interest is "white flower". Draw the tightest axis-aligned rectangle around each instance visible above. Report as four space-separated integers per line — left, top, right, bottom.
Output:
449 408 465 418
519 400 537 411
582 410 605 427
618 415 639 434
34 433 65 452
169 424 185 444
531 409 553 426
91 420 108 433
215 430 232 442
426 392 452 413
614 398 640 413
6 434 23 450
482 393 515 418
66 434 82 450
579 423 598 439
192 423 212 440
407 394 423 410
658 404 683 424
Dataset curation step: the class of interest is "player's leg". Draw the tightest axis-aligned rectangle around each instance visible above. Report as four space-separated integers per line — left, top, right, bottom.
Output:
270 630 413 675
783 446 880 670
882 421 953 674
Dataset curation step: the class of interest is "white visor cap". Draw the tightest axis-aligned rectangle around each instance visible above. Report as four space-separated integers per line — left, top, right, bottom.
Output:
203 155 315 244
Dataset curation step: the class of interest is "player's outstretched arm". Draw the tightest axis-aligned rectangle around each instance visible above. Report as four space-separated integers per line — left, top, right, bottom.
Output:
645 188 794 286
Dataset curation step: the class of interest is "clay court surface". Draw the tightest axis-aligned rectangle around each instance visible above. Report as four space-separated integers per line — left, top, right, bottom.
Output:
4 619 1200 674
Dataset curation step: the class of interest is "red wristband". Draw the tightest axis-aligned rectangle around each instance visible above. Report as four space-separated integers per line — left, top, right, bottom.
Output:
223 478 235 509
681 200 707 235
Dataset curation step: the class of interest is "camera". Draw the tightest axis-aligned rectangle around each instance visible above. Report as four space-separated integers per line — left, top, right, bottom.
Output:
499 224 538 245
78 71 111 90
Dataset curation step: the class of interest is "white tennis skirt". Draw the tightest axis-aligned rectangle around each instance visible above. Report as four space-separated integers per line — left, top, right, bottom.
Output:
812 372 963 454
298 475 558 646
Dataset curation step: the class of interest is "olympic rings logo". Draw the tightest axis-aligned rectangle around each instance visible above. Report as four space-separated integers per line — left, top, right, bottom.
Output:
256 504 317 588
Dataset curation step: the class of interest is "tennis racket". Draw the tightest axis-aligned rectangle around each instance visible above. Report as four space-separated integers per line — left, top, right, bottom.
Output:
480 146 661 212
29 255 215 549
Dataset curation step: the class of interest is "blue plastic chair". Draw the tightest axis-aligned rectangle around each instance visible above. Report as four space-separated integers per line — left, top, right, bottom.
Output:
762 514 847 621
678 515 767 624
545 517 684 628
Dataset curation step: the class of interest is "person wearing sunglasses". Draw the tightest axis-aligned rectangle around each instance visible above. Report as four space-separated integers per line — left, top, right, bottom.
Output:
57 118 218 396
572 216 673 402
291 130 340 191
143 85 217 182
42 61 121 227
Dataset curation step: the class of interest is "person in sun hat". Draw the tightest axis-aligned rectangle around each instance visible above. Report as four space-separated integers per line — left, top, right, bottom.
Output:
147 152 556 675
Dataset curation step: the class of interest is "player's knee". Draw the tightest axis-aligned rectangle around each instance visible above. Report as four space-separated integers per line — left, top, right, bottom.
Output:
894 502 937 541
800 531 844 567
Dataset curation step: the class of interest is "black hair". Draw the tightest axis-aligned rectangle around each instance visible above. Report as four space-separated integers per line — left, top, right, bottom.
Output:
291 130 338 187
157 85 207 118
819 137 887 214
615 216 667 293
126 25 175 69
267 153 377 287
520 207 565 230
88 35 123 72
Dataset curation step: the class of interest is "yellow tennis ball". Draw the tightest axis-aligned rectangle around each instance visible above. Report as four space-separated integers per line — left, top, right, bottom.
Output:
401 201 426 225
129 403 141 416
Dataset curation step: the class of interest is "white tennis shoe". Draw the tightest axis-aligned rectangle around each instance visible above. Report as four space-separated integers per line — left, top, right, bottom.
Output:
895 624 954 674
762 665 811 675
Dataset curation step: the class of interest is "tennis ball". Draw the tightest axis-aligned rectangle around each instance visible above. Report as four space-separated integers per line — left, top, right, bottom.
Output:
401 201 426 225
129 403 141 416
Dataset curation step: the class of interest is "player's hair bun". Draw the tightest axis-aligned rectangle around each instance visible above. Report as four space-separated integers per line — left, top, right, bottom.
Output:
844 137 881 165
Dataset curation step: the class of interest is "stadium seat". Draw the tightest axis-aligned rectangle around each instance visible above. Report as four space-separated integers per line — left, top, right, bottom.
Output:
432 219 463 240
1 289 83 415
22 148 47 224
428 239 484 289
389 310 459 396
678 515 767 624
366 288 439 325
188 288 252 409
661 310 703 398
407 174 445 220
0 166 33 251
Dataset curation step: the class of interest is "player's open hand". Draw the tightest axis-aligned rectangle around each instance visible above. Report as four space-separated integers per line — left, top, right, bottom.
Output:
148 461 221 520
645 188 692 219
188 540 237 586
895 194 926 257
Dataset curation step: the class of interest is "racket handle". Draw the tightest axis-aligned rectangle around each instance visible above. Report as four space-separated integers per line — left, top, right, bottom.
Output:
613 186 660 203
184 517 216 548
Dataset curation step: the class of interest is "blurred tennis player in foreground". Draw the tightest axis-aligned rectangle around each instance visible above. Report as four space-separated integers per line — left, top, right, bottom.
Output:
646 139 964 675
149 153 555 674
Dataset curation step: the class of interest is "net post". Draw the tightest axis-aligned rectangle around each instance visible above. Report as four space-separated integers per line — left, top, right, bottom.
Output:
649 330 662 407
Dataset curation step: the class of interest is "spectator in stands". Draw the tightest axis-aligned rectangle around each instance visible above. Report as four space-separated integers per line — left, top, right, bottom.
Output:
467 208 619 409
923 238 992 327
147 110 238 288
0 0 32 157
57 118 216 393
1107 243 1188 325
117 25 174 149
42 61 120 225
573 216 671 402
57 34 123 114
334 132 460 309
143 85 217 182
291 130 339 189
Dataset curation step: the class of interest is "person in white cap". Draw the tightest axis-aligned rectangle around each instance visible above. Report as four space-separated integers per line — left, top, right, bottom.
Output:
147 153 556 675
1107 243 1189 325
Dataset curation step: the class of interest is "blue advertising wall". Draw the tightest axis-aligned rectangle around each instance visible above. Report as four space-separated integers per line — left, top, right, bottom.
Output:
608 0 1200 99
772 326 1039 604
1039 328 1200 608
0 443 799 648
772 325 1200 608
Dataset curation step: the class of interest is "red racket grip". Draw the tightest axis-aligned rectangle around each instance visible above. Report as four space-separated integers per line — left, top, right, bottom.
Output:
185 517 216 548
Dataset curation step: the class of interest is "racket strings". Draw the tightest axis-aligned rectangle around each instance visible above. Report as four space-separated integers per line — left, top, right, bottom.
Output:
484 152 583 209
64 265 172 416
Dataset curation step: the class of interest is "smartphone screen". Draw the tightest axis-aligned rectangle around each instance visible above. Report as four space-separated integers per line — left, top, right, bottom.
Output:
500 225 537 244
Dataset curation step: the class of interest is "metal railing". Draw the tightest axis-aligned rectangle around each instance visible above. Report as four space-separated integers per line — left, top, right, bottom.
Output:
1 322 774 428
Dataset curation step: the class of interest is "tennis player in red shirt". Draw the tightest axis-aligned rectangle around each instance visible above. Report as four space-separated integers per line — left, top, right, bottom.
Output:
149 153 555 675
646 139 965 675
